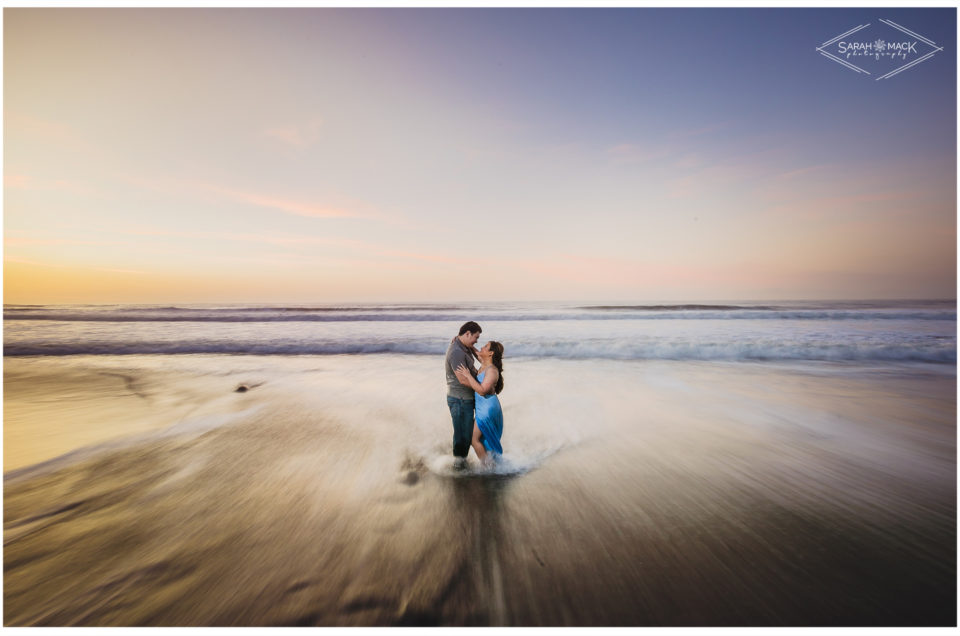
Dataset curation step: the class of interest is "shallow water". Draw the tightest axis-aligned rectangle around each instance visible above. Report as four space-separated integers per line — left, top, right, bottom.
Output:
3 354 955 626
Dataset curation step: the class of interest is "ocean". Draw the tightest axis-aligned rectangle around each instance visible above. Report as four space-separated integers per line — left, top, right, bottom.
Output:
3 299 956 626
3 299 956 360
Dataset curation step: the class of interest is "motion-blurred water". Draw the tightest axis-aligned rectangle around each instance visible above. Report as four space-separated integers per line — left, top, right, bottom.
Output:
3 301 956 626
4 299 956 361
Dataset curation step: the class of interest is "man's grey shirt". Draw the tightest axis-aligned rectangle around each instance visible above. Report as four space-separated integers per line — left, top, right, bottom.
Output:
445 337 477 400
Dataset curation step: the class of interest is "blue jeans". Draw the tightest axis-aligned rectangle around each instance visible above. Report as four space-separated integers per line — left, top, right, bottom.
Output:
446 396 475 458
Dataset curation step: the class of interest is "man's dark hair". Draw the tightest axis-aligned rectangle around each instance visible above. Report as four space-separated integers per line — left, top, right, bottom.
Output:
459 321 482 336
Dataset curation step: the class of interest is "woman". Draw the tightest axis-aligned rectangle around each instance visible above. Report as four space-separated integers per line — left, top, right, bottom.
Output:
454 341 505 462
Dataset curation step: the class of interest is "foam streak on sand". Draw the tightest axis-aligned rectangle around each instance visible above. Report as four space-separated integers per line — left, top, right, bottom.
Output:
3 354 956 626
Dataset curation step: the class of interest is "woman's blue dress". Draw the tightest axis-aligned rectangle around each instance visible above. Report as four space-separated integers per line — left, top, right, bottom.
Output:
475 371 503 454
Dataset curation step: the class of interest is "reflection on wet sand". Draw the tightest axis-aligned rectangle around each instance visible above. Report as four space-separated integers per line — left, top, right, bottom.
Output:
447 474 515 625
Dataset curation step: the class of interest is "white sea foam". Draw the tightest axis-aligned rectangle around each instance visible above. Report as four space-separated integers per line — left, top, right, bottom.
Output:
3 336 954 362
3 301 956 363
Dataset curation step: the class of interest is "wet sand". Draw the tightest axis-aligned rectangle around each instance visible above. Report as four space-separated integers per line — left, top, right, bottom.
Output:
3 355 956 626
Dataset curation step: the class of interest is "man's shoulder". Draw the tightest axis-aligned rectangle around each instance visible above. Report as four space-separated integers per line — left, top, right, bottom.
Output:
445 337 461 357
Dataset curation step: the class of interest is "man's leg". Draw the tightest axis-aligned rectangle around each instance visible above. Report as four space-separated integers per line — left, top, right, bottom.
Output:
447 396 474 458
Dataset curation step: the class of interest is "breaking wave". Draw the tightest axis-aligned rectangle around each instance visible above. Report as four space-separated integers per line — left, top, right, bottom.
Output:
4 337 954 363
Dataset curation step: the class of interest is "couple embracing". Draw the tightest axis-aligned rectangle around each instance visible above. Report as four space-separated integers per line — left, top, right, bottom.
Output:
444 321 505 467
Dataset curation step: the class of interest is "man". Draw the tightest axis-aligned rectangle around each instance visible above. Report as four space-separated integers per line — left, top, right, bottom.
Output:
445 321 481 463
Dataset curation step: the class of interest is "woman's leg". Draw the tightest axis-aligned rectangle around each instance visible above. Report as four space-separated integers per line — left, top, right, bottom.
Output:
471 423 487 461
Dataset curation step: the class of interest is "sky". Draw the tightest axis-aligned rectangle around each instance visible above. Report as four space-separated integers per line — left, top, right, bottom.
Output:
3 7 957 304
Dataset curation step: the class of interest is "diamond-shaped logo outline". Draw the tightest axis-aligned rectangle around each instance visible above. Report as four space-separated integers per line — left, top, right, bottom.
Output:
816 19 944 80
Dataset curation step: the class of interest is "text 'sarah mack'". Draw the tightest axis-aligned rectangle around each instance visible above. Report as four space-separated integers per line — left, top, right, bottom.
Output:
837 40 918 57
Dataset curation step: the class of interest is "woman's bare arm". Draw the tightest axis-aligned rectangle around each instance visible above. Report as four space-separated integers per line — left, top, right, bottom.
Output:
455 364 497 395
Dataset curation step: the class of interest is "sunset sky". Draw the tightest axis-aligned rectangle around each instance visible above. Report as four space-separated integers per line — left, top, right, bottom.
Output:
3 7 956 304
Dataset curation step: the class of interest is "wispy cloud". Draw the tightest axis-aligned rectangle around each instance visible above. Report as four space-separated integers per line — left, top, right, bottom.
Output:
377 249 463 265
605 143 669 165
263 117 324 147
109 226 462 266
513 253 800 293
605 126 728 167
5 237 118 247
668 122 731 139
94 266 147 274
4 111 97 154
209 252 317 268
223 233 365 247
773 165 831 180
602 123 733 172
117 174 370 220
763 190 923 218
673 153 705 170
665 163 756 199
4 174 98 196
4 175 30 188
116 226 365 248
3 256 146 275
514 254 654 286
201 184 356 218
3 256 44 266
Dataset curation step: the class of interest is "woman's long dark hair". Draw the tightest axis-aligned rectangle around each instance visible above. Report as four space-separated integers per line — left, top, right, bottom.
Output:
489 341 505 395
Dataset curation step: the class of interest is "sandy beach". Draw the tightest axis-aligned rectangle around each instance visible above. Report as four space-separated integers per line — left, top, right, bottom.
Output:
3 353 955 626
